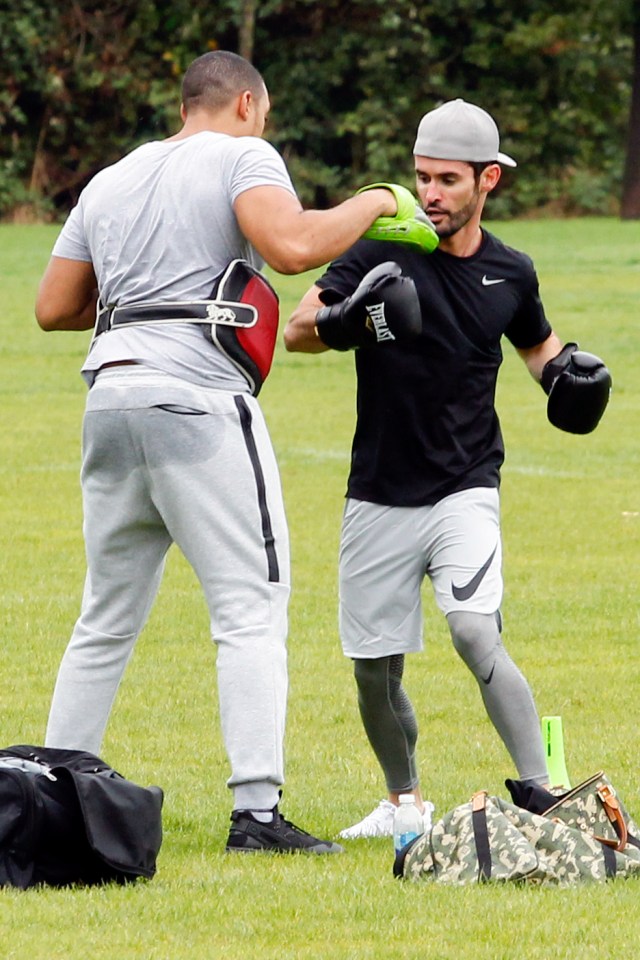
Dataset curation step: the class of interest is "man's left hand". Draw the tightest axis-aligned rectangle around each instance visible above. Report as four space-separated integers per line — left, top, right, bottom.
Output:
541 343 612 434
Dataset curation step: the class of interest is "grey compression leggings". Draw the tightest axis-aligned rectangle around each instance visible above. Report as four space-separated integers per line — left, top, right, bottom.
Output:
354 611 548 792
354 654 419 793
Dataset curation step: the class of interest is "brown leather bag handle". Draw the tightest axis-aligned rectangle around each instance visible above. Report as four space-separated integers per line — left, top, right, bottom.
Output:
596 784 628 852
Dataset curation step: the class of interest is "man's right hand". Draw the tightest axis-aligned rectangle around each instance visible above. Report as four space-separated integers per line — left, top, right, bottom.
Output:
315 261 422 351
356 183 439 254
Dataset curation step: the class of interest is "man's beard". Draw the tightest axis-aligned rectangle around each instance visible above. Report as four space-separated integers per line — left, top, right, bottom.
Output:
428 186 481 239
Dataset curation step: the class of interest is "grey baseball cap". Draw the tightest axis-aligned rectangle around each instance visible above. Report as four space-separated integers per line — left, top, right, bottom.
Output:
413 98 517 167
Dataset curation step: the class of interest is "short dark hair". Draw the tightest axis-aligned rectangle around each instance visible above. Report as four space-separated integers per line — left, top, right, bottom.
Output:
181 51 265 114
469 161 496 182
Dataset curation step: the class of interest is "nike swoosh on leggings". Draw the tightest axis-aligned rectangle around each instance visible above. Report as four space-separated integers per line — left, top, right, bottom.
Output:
481 663 496 685
451 546 498 602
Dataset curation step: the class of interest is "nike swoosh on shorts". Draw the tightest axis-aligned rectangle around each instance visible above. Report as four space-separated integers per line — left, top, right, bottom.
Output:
451 546 498 601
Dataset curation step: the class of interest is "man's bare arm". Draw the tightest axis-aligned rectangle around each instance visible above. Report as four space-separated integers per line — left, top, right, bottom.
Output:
35 257 98 331
517 332 564 383
283 284 329 354
234 186 396 275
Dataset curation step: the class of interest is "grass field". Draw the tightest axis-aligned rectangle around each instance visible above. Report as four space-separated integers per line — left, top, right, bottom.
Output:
0 219 639 958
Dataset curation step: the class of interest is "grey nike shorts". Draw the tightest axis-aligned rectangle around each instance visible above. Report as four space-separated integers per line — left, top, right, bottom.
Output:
339 487 503 658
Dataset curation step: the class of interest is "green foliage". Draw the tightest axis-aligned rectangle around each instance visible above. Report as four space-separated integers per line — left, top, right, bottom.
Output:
0 0 636 217
1 220 640 955
0 1 240 214
256 0 635 212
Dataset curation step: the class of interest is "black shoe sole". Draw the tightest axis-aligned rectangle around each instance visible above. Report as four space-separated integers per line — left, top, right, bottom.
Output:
225 841 344 854
226 810 344 854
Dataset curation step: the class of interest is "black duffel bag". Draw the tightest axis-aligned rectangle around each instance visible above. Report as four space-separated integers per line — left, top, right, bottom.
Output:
0 744 163 888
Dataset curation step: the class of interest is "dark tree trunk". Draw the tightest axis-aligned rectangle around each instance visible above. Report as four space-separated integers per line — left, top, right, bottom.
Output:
238 0 257 63
621 10 640 218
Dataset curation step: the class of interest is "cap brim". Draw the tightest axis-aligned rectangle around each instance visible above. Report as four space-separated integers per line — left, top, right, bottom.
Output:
497 152 517 168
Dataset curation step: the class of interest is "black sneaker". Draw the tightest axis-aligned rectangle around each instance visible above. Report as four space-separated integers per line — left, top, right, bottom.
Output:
226 806 343 854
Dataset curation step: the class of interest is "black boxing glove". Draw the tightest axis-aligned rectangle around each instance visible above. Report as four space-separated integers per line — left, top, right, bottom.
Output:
315 261 421 351
541 342 612 434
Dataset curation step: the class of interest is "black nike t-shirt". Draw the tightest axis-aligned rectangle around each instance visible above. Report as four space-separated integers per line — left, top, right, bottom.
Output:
316 230 552 507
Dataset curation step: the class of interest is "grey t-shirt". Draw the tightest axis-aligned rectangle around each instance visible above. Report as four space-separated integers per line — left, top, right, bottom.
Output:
52 131 296 388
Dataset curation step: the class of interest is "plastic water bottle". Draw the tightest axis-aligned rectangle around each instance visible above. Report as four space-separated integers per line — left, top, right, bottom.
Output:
393 794 425 854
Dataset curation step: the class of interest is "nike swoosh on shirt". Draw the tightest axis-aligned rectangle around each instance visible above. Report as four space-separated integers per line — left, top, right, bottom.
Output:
482 275 506 286
451 546 498 601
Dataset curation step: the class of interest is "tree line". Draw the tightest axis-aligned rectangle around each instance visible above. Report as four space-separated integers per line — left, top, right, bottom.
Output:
2 0 639 221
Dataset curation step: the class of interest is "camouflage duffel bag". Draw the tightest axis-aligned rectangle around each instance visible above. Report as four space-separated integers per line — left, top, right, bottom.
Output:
506 771 640 853
395 790 640 886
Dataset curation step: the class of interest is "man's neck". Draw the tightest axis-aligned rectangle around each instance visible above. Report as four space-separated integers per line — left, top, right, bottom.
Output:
166 110 244 142
439 223 484 258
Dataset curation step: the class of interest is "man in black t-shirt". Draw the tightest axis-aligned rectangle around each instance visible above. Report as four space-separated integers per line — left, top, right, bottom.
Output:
284 99 608 839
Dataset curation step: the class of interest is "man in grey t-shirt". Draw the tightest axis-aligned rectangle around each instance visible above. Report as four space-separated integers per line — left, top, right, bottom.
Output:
35 50 415 854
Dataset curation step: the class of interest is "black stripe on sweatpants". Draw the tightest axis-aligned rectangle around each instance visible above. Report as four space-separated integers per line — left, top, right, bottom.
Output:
234 395 280 583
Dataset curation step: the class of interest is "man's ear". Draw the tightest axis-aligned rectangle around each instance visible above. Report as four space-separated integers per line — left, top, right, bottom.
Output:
180 102 187 123
481 163 502 194
237 90 252 121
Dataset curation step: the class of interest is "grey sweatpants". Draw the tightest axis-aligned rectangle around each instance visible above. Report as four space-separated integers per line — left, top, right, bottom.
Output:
45 370 290 810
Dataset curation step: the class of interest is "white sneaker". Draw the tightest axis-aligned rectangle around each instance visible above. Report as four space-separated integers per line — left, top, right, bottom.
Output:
338 799 435 839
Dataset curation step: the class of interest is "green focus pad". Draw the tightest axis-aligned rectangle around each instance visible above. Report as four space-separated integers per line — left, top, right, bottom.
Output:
356 182 439 254
363 216 439 253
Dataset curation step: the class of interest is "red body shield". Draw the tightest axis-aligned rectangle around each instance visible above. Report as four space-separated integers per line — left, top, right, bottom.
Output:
207 260 279 396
